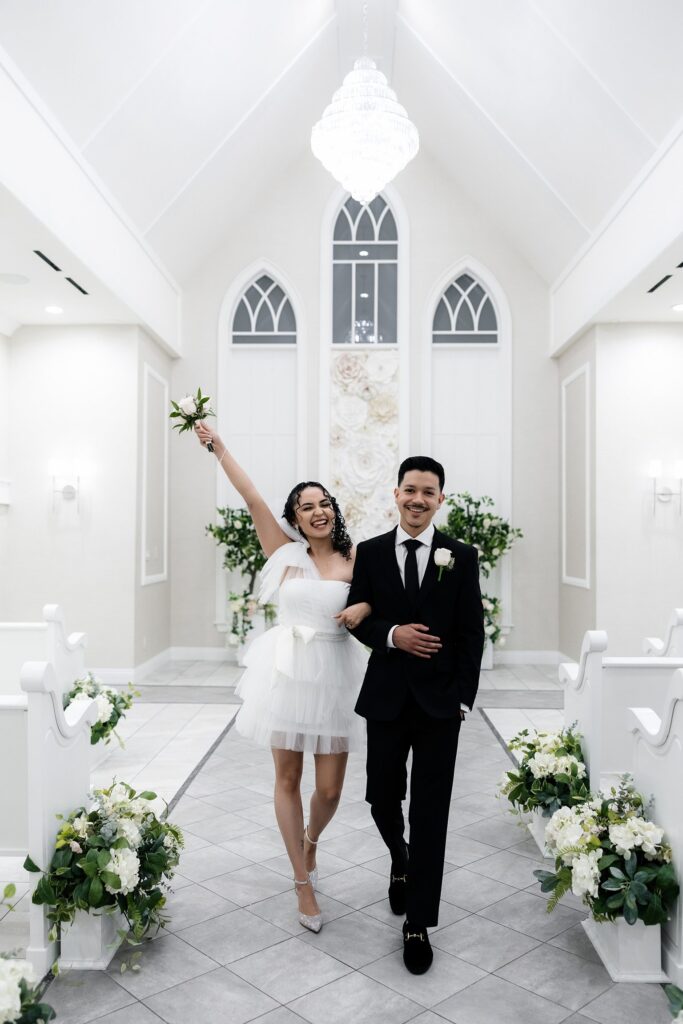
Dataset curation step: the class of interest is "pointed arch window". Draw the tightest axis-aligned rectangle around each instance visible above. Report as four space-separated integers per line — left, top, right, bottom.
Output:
432 272 498 344
333 195 397 344
232 274 296 345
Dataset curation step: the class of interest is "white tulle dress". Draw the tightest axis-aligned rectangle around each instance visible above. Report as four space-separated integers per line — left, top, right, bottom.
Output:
235 541 368 754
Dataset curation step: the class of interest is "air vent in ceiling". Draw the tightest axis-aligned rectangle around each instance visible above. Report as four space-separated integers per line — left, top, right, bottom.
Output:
33 250 61 272
66 276 88 295
648 275 672 293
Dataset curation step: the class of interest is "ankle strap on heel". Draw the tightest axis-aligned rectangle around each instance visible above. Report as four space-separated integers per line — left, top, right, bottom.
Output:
304 825 318 845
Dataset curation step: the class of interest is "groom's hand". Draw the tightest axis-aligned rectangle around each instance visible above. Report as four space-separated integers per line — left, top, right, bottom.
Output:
393 624 442 659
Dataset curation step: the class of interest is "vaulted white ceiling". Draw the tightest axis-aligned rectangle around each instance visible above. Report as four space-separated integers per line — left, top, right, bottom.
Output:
1 0 682 293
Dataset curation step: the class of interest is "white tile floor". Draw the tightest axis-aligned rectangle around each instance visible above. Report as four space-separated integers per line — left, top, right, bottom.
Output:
3 662 674 1024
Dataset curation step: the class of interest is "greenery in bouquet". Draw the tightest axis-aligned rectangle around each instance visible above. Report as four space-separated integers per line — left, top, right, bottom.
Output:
500 726 589 818
206 506 267 594
26 782 184 945
64 674 138 746
169 388 214 434
226 590 277 648
0 951 55 1024
442 492 523 580
534 776 679 924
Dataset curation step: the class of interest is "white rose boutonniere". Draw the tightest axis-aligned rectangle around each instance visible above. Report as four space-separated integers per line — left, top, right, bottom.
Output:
434 547 455 581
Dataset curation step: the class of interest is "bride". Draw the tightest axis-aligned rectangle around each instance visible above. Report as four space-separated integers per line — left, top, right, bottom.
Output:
195 422 370 933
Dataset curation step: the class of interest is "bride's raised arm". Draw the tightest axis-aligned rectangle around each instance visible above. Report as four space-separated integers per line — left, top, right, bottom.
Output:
195 421 291 558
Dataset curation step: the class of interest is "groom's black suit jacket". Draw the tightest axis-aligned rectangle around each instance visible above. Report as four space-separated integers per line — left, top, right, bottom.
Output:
347 527 485 720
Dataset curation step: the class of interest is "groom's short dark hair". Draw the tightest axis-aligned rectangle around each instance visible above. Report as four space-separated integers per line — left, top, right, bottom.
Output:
398 456 445 492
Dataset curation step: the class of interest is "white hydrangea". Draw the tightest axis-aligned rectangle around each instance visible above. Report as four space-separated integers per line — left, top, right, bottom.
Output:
554 754 586 779
536 732 563 754
632 819 664 858
104 848 140 895
608 820 639 856
571 849 602 899
0 958 36 1024
116 818 142 849
528 752 557 779
95 693 114 724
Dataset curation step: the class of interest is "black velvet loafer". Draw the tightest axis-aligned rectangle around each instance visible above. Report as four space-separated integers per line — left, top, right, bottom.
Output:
402 921 433 974
388 868 408 915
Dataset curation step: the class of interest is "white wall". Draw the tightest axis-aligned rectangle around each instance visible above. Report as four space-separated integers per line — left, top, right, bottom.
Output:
0 331 11 602
595 323 683 653
172 149 559 654
2 324 172 669
558 329 596 659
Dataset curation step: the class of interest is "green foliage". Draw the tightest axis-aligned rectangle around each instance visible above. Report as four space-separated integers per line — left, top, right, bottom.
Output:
665 984 683 1018
29 781 185 944
441 492 523 579
206 506 267 594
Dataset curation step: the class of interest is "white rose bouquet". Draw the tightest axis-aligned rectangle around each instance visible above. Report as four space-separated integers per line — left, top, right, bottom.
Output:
500 726 589 818
170 388 215 450
534 775 679 924
0 951 54 1024
25 781 184 945
64 674 138 746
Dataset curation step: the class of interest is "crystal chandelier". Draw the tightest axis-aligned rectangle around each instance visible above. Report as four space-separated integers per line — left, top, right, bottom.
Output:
311 55 419 205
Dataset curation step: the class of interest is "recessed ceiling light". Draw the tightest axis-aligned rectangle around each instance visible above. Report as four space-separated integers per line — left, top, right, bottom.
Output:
672 304 683 312
0 273 29 286
45 305 63 315
360 292 369 298
359 249 369 256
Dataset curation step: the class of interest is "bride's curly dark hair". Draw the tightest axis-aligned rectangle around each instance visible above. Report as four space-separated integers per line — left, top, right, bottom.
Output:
283 481 352 560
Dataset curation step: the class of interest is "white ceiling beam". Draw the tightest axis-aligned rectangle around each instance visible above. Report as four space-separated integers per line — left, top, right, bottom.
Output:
336 0 398 80
0 47 181 356
551 120 683 354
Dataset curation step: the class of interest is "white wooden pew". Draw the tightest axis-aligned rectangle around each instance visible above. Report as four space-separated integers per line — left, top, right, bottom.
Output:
627 670 683 986
644 608 683 657
560 631 683 789
0 661 97 977
0 605 86 696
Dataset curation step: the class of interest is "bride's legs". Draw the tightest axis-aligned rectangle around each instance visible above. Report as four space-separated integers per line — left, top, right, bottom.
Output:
272 747 319 917
305 752 349 872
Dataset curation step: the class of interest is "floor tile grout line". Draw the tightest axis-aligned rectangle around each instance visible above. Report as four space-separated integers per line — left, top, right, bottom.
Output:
163 716 239 818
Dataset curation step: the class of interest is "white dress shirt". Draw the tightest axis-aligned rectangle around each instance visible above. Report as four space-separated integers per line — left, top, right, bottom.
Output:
387 524 469 713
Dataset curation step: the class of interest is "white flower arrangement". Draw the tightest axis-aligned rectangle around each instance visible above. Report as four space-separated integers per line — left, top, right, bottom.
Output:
535 776 678 924
500 726 589 818
434 547 455 581
26 781 184 945
64 674 138 746
170 387 215 448
0 953 55 1024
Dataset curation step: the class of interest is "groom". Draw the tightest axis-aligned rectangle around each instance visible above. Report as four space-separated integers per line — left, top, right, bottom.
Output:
347 456 484 974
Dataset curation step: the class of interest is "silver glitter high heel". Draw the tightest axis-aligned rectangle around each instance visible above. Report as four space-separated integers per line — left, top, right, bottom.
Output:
304 825 318 888
294 877 322 933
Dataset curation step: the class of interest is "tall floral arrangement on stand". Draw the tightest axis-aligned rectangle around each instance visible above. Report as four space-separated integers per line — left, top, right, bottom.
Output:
441 492 522 648
206 508 276 647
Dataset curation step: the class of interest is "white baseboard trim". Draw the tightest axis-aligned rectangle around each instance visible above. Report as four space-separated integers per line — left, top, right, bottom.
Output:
494 650 564 666
169 646 229 663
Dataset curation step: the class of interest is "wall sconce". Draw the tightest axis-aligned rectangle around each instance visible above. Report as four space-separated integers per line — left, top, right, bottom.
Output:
648 460 683 515
50 461 80 513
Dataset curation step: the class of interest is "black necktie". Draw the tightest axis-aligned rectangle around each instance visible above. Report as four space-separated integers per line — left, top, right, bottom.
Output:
403 539 421 606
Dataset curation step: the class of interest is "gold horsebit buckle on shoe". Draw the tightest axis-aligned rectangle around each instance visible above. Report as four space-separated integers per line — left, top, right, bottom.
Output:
405 931 425 942
391 874 407 883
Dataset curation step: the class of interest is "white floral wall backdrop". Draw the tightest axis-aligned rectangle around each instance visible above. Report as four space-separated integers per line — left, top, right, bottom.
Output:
330 350 400 541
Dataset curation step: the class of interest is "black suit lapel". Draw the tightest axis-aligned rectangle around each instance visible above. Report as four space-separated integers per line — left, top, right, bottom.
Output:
416 530 443 609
